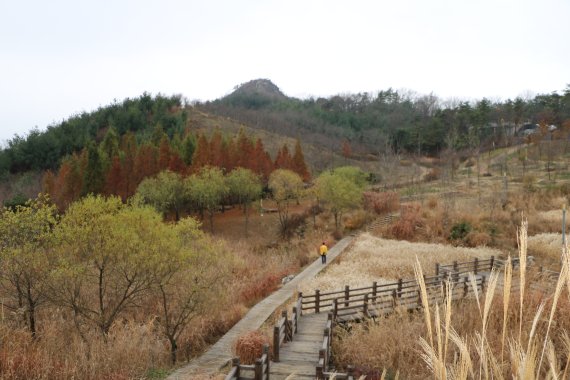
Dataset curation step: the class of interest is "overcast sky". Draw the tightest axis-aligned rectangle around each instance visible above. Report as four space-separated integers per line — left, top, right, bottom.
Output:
1 0 569 144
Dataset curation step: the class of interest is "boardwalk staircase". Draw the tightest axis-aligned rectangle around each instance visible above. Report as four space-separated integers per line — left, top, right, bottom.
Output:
226 255 540 380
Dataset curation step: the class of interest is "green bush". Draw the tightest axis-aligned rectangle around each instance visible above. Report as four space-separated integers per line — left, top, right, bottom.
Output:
450 221 472 241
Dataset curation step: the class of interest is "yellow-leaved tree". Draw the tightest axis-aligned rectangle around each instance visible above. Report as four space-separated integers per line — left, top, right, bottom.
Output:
0 194 58 338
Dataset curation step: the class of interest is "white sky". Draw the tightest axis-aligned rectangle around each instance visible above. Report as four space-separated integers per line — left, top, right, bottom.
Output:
1 0 569 144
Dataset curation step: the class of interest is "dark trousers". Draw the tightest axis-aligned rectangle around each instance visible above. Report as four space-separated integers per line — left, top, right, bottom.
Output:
321 254 326 264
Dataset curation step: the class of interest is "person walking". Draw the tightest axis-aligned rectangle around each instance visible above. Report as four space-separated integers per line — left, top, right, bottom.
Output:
319 242 328 264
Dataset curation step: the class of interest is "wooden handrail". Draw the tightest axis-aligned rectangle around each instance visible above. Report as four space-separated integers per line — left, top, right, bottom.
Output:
226 344 270 380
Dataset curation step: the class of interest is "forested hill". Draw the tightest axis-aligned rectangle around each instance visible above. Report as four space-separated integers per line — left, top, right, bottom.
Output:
202 79 570 157
0 93 187 175
0 91 316 208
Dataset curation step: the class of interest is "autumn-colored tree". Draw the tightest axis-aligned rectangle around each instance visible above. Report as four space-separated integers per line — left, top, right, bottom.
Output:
134 144 159 184
158 135 172 171
235 129 255 170
104 155 123 197
209 130 224 168
50 154 84 210
191 134 211 171
342 139 352 160
221 138 234 172
252 138 273 182
168 152 186 174
274 144 292 170
291 139 311 182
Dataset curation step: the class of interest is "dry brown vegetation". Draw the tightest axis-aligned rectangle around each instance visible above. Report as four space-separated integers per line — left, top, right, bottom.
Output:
331 222 570 379
300 234 500 293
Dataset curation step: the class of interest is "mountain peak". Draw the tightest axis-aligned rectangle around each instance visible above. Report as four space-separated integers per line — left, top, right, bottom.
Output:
231 79 286 100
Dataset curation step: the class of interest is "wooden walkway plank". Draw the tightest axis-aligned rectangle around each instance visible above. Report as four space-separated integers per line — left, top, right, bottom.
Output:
166 237 354 379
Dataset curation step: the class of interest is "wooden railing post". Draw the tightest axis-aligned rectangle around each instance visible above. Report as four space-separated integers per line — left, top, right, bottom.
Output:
345 285 350 308
298 292 303 316
255 357 262 380
263 344 269 377
453 260 458 272
273 325 280 362
363 293 369 316
316 364 323 379
397 278 403 298
282 310 291 342
232 357 241 378
347 365 355 380
333 298 338 320
372 281 377 299
319 348 327 372
490 255 495 271
474 258 479 274
463 276 468 298
292 306 298 335
481 274 486 292
435 262 440 276
315 290 320 314
391 289 397 307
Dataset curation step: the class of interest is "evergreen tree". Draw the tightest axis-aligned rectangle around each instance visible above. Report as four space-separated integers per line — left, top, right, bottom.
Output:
82 142 105 195
181 133 196 166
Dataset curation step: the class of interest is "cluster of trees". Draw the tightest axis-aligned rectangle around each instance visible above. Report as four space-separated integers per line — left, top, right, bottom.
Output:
136 167 262 235
0 195 229 364
0 93 187 176
202 82 570 157
41 125 310 212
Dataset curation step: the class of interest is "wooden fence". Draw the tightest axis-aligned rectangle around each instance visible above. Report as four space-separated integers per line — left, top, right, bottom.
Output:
225 344 270 380
300 256 507 320
305 256 531 379
273 296 301 362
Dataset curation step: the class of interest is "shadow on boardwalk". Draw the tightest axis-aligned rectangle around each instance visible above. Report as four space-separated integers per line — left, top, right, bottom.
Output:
167 236 354 380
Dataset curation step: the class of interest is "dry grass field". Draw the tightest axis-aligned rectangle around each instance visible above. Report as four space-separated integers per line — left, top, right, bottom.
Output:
299 233 501 293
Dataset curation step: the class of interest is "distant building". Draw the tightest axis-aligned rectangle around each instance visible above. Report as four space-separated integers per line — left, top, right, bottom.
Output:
518 123 539 137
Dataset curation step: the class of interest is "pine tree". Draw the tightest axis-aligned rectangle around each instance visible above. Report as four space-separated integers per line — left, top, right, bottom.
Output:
82 142 105 195
119 132 137 200
181 133 196 165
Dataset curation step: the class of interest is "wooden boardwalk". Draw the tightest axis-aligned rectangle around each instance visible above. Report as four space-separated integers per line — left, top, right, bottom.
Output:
167 237 354 380
270 313 329 379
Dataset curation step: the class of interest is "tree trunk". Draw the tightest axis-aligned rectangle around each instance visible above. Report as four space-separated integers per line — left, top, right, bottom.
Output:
26 284 36 339
169 336 178 365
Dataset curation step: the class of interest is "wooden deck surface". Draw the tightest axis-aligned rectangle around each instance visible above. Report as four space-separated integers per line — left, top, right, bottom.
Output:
270 313 329 379
166 237 354 380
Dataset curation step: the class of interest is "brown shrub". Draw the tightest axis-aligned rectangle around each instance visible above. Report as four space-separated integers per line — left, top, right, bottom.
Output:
233 330 271 365
465 231 492 247
424 167 441 181
344 210 369 231
389 203 422 241
363 191 400 215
